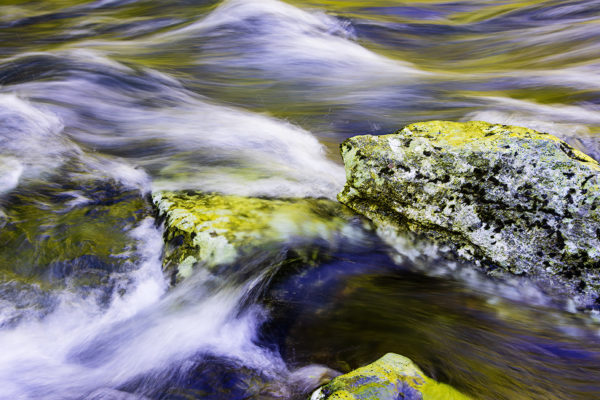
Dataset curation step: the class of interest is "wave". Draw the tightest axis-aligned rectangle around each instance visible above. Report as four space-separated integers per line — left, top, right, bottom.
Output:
157 0 423 82
0 50 344 198
0 219 286 399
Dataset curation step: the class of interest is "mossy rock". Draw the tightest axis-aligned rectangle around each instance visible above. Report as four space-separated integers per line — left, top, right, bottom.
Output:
310 353 470 400
338 120 600 308
153 191 357 284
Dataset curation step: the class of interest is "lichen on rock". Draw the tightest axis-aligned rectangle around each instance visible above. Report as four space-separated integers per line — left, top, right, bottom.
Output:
153 191 359 284
338 120 600 308
309 353 470 400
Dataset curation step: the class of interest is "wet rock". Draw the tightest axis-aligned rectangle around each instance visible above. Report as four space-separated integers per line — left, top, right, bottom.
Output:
309 353 470 400
0 186 149 279
153 191 358 284
120 355 300 400
338 120 600 308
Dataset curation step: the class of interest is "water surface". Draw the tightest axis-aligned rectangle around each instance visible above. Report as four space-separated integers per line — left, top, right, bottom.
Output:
1 0 600 399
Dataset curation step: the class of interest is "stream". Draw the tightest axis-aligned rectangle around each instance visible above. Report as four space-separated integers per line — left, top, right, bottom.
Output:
1 0 600 399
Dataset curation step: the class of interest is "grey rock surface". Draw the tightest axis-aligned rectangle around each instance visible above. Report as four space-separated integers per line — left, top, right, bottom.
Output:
338 120 600 308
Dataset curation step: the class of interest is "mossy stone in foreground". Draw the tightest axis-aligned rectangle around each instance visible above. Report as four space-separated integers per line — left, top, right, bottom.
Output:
338 121 600 308
310 353 470 400
153 191 354 284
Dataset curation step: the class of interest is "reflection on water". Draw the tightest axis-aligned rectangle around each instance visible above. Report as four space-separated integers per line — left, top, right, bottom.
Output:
1 0 600 398
266 248 600 399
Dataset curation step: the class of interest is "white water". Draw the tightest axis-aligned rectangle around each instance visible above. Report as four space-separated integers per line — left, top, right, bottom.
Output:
0 2 363 395
159 0 423 83
3 54 344 198
2 0 600 398
0 219 291 399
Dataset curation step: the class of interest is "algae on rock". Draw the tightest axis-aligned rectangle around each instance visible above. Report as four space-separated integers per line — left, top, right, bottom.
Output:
153 191 359 284
338 120 600 308
310 353 470 400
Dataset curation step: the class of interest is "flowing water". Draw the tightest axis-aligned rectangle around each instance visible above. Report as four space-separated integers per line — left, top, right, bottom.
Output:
1 0 600 399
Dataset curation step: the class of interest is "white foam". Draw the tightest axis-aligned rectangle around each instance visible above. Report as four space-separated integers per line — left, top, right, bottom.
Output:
0 219 287 399
0 157 23 194
472 96 600 125
464 109 592 137
0 94 71 180
0 92 152 192
13 68 345 198
157 0 424 82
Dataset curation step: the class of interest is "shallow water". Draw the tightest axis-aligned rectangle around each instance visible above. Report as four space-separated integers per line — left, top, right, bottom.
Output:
1 0 600 399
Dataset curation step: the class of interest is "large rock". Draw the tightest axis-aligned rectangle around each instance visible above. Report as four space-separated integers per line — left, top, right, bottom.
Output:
309 353 470 400
153 191 358 284
338 120 600 308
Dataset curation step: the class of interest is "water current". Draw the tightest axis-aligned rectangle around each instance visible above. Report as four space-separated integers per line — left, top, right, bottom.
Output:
1 0 600 399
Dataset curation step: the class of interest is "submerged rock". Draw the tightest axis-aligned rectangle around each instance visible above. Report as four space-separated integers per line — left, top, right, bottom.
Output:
153 191 359 284
0 185 149 282
0 180 152 324
310 353 470 400
0 181 151 300
338 120 600 308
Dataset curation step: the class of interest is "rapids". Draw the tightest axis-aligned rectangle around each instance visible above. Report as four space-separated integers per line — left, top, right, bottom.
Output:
1 0 600 399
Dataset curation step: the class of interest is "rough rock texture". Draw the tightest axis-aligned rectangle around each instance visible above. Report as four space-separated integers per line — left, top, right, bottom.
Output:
309 353 470 400
338 120 600 308
153 191 356 284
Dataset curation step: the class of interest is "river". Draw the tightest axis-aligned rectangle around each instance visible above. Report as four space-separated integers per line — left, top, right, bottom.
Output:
0 0 599 399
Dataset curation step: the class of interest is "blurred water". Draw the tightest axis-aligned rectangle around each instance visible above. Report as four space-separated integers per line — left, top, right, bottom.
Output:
1 0 600 399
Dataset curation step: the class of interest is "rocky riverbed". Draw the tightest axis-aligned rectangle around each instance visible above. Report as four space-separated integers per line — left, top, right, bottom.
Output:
2 0 600 398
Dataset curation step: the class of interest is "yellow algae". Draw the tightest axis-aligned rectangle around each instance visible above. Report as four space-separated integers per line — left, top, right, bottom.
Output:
153 191 355 282
311 353 471 400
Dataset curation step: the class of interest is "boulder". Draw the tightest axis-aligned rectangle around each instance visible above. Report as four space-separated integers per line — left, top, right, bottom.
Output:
309 353 470 400
338 120 600 308
153 191 357 284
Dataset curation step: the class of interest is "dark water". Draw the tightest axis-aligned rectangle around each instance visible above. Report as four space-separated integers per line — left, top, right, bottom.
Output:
1 0 600 399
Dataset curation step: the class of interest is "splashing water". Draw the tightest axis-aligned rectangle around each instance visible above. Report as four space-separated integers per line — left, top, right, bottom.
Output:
1 0 600 399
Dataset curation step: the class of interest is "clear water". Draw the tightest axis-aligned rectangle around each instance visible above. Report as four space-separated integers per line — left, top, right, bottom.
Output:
1 0 600 399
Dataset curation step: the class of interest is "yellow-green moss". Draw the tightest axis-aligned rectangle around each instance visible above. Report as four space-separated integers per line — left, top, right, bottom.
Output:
153 191 356 282
400 121 599 166
311 353 471 400
338 120 600 308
